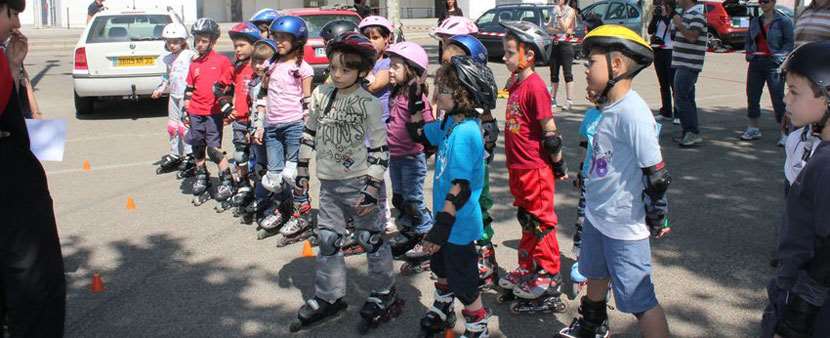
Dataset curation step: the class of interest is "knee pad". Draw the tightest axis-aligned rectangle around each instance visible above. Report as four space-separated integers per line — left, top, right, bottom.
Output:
261 172 285 193
455 287 480 306
207 147 225 163
517 208 540 232
403 200 423 225
317 228 344 256
282 161 297 189
355 229 384 254
192 144 207 160
178 122 188 137
233 143 249 163
167 120 178 137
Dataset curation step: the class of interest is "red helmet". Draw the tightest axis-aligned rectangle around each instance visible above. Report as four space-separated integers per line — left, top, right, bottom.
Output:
325 31 377 63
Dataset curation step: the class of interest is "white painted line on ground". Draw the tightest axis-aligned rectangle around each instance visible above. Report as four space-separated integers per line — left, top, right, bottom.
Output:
46 160 154 175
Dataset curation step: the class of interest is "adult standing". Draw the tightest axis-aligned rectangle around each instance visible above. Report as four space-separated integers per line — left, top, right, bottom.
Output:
648 0 678 124
436 0 464 63
0 0 66 337
354 0 373 18
740 0 793 142
546 0 577 111
670 0 707 147
86 0 104 23
794 0 830 47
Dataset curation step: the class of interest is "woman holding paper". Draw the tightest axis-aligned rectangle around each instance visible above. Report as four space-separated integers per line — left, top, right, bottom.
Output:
0 0 66 336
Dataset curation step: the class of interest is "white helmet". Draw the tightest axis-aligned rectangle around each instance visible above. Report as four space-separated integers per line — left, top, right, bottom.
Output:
162 23 189 40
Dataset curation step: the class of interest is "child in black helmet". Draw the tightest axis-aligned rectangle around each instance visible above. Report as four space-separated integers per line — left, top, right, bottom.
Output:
761 41 830 338
559 24 671 338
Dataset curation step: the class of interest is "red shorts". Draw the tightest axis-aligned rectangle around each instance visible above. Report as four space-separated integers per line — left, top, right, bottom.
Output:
509 167 561 274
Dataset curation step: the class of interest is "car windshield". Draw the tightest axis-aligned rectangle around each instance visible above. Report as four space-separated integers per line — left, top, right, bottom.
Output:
723 0 752 17
300 15 361 38
87 14 172 43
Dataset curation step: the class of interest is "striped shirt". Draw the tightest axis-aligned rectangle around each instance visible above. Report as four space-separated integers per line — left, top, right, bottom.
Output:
795 5 830 47
672 4 707 71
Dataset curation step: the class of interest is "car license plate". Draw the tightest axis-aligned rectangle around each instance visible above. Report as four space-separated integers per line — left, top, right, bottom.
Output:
116 56 156 67
733 17 749 28
315 47 326 57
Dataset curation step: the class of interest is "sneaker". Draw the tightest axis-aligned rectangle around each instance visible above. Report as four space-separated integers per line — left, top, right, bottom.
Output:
498 267 532 290
513 273 562 299
404 242 431 259
778 133 787 147
679 132 703 147
673 118 680 125
565 99 573 112
552 98 559 109
740 127 762 141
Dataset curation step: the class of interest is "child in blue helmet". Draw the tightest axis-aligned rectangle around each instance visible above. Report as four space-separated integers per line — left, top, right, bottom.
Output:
255 16 314 244
245 39 278 224
249 8 280 38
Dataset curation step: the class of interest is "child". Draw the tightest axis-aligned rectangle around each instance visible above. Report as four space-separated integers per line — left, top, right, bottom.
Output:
221 22 262 212
558 25 671 338
246 39 277 223
498 20 568 312
409 55 495 338
254 16 313 242
432 15 478 63
572 106 603 258
439 34 501 287
290 32 401 333
249 8 280 38
761 41 830 338
383 42 435 260
152 23 197 178
183 18 234 206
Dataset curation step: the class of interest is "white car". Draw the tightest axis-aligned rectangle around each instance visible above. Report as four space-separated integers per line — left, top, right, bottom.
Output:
73 8 182 116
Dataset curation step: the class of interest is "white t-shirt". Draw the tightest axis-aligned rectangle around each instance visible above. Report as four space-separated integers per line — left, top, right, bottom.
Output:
652 19 674 49
584 90 663 240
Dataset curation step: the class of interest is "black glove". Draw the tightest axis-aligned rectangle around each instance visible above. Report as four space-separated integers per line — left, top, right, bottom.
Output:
553 157 568 179
482 119 499 164
644 195 671 237
424 211 455 246
218 95 234 118
776 294 818 338
358 178 382 207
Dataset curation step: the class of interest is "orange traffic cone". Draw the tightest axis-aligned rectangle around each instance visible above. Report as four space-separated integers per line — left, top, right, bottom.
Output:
90 273 105 293
444 328 456 338
302 240 314 257
126 197 137 210
83 160 91 172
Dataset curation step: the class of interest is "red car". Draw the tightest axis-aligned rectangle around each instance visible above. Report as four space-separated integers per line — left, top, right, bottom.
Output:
702 0 753 50
281 8 362 83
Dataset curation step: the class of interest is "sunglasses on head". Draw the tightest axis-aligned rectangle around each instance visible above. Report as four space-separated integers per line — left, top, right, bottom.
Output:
759 0 771 4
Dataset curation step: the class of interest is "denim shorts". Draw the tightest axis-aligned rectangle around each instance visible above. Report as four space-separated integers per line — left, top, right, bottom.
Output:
578 218 658 314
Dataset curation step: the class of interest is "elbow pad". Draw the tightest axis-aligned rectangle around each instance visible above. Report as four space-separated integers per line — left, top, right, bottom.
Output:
446 179 471 211
367 145 390 179
218 96 234 117
543 131 563 156
212 82 233 98
184 85 195 99
642 162 671 201
302 96 311 112
407 85 425 114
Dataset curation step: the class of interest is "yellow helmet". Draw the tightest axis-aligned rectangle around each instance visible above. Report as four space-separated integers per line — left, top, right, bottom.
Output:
582 24 653 67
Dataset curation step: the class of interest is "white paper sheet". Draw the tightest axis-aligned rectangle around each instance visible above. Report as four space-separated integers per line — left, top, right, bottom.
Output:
26 119 66 161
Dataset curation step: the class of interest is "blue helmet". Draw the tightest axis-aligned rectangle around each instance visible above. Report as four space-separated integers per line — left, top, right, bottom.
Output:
254 39 279 62
448 35 488 65
270 16 308 44
228 22 262 43
250 8 280 25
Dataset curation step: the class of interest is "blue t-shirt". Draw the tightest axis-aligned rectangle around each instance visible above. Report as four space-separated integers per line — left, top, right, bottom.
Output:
371 57 391 122
424 118 485 245
584 90 663 240
579 107 603 177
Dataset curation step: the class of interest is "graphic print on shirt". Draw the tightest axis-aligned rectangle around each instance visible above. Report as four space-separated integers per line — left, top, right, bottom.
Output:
505 100 522 134
316 94 374 171
589 136 613 178
434 130 452 184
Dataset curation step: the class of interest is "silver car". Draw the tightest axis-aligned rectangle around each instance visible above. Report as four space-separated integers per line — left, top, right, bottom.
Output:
581 0 643 33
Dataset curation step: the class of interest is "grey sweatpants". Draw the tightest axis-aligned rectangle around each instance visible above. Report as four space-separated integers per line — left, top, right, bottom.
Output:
314 176 395 303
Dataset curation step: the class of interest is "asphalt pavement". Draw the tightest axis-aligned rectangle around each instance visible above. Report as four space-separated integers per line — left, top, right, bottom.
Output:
25 27 786 337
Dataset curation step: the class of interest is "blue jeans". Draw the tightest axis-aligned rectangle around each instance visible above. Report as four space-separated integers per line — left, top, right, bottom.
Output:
673 67 700 134
252 121 306 203
389 154 433 234
747 57 786 123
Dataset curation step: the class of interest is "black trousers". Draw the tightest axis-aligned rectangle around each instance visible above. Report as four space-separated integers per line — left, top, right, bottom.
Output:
654 48 676 118
549 42 575 84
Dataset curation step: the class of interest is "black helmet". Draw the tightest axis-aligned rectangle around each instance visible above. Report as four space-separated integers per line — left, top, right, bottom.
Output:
320 20 359 44
499 20 552 64
781 41 830 133
192 18 220 40
450 55 497 111
325 31 377 67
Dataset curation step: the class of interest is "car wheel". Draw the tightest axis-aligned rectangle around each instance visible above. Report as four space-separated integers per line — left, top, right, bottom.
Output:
74 91 94 117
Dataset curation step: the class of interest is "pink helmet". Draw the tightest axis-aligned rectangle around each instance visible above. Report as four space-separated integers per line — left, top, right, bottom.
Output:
385 41 429 75
432 16 478 38
358 15 394 34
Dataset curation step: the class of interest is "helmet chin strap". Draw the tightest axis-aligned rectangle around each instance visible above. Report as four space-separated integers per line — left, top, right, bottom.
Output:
596 53 646 105
811 105 830 136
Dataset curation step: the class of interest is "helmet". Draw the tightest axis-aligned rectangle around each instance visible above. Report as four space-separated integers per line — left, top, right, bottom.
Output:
228 22 262 43
499 20 552 64
581 25 654 103
254 39 279 63
449 55 497 111
320 20 359 43
582 24 653 68
270 16 308 44
191 18 220 40
385 41 429 75
162 23 188 40
358 15 394 34
432 16 478 38
325 31 377 63
250 8 281 26
448 34 488 65
781 41 830 133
